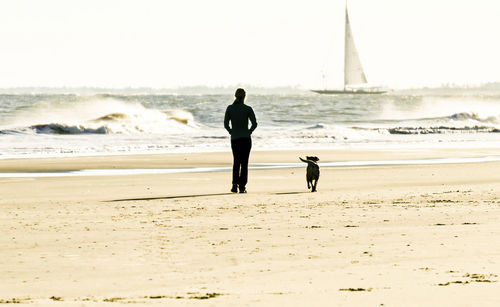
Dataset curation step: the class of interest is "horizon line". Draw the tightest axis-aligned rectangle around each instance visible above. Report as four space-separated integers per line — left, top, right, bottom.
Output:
0 82 500 91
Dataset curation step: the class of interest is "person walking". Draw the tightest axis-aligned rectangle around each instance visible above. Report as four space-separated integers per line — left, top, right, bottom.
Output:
224 88 257 193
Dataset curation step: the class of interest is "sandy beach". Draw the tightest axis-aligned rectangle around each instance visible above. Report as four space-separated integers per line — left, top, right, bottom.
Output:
1 148 500 306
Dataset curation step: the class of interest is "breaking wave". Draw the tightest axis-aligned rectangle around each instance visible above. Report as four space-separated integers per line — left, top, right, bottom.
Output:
92 113 129 122
388 126 500 135
2 98 198 135
445 112 498 123
31 124 109 135
306 124 326 129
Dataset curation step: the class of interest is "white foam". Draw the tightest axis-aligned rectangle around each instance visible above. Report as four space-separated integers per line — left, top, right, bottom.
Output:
4 97 198 135
379 96 500 123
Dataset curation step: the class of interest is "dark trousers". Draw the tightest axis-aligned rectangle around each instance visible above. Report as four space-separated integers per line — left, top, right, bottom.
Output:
231 138 252 187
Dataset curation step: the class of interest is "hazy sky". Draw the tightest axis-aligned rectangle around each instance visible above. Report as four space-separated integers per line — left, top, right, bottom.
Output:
1 0 499 89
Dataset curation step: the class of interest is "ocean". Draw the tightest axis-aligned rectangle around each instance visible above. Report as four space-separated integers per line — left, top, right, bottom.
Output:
1 89 500 158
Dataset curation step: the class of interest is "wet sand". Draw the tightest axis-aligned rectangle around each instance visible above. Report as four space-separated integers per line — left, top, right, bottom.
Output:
1 149 500 306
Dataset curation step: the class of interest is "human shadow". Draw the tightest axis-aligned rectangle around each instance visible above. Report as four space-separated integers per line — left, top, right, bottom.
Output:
106 192 234 202
273 191 310 195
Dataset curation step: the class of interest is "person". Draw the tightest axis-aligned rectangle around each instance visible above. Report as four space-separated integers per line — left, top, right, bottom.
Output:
224 88 257 193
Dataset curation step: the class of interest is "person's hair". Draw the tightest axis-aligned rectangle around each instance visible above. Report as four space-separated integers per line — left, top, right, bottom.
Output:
233 88 246 104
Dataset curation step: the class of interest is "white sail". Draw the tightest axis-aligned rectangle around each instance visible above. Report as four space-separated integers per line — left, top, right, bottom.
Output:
344 8 367 88
310 3 387 94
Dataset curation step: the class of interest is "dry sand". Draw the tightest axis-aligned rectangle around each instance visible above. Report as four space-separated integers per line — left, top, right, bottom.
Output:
1 148 500 306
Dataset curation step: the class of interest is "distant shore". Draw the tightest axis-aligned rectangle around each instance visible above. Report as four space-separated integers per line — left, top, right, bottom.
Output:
1 82 500 95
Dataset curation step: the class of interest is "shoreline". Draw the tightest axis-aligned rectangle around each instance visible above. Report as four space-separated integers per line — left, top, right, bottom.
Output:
2 155 500 178
2 147 500 173
2 140 500 160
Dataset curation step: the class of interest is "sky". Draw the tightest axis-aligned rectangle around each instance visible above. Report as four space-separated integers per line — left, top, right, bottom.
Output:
0 0 499 89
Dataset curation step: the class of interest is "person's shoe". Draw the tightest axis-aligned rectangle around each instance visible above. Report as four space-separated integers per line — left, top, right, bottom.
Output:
231 184 238 193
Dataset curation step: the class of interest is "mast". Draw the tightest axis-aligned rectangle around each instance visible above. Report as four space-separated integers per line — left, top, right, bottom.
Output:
344 0 347 91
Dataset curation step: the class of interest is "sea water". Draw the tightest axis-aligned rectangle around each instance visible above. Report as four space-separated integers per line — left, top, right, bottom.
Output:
1 89 500 158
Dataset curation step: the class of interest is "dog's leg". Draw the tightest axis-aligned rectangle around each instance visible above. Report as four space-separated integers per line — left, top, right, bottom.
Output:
307 178 310 189
312 179 317 192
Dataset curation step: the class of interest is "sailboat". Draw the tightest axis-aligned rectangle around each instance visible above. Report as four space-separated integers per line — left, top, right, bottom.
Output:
312 3 386 94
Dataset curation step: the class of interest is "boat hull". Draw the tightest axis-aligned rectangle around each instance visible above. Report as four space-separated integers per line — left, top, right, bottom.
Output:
311 89 387 95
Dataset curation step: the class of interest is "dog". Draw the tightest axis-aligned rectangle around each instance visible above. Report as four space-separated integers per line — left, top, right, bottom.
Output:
299 156 320 192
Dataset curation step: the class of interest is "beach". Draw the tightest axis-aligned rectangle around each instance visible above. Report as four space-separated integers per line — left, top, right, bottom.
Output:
1 148 500 306
2 0 500 304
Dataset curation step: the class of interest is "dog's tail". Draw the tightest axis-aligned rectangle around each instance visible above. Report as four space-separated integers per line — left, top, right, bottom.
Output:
299 157 318 166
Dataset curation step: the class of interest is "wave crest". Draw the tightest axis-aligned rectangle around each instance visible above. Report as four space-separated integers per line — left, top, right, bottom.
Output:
306 124 326 129
31 124 109 134
447 112 498 123
4 98 199 135
92 113 129 122
388 126 500 135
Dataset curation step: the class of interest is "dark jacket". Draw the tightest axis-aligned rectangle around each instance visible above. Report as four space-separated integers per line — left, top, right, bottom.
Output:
224 103 257 140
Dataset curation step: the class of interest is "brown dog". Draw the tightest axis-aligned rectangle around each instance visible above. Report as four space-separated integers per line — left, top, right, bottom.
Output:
299 156 320 192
